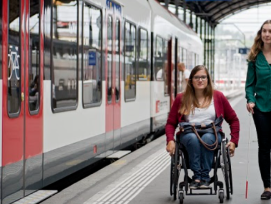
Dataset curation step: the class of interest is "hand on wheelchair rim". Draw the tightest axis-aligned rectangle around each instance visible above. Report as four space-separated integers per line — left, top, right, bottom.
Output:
166 140 175 156
226 141 236 157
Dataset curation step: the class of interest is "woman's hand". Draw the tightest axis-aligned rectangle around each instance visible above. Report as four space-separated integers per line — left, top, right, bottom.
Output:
246 103 255 114
226 141 236 157
166 140 175 156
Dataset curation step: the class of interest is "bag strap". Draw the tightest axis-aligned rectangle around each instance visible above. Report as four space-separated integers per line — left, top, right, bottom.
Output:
191 122 218 151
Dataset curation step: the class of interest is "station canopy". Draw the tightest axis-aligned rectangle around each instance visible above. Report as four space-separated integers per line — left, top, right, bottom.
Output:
157 0 271 26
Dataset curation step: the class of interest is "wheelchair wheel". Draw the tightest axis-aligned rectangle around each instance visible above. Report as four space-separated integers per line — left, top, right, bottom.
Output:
170 156 174 196
227 147 233 194
221 141 230 199
173 144 180 200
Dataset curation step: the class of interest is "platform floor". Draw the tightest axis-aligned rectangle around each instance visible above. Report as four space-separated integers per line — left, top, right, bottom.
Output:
41 92 266 204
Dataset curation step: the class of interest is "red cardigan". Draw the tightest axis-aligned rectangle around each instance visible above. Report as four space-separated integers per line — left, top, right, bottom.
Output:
165 90 240 146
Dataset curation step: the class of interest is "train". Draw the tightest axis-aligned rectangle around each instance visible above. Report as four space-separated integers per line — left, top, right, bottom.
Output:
0 0 203 203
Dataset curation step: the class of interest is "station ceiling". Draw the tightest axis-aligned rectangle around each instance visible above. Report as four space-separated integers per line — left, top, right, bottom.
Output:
157 0 270 26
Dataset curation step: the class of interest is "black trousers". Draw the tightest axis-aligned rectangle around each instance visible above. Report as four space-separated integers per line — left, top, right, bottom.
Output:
253 107 271 188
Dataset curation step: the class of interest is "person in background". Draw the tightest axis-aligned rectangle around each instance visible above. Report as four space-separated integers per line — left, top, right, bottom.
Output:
178 62 190 92
245 19 271 200
166 65 239 189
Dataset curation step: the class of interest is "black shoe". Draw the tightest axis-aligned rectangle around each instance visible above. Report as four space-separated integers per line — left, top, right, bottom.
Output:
189 180 200 189
199 180 210 188
261 191 271 200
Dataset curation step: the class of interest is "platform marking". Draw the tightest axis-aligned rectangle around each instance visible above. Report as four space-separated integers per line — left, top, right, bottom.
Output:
84 149 170 204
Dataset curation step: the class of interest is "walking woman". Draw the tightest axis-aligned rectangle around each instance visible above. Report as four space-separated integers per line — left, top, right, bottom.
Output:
246 20 271 200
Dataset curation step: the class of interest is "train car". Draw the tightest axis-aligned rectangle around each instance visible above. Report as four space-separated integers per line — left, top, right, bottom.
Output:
0 0 202 203
148 0 203 134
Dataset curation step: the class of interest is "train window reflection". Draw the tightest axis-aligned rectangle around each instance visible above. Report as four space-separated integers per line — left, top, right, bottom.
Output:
52 0 78 110
8 0 21 116
83 4 102 107
137 28 149 81
29 0 40 113
124 21 136 101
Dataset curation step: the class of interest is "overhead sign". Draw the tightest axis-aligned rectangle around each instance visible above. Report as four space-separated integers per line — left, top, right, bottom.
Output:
238 48 250 54
88 49 96 66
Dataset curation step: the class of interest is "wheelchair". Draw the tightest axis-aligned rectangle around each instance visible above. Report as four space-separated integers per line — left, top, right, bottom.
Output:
170 132 233 203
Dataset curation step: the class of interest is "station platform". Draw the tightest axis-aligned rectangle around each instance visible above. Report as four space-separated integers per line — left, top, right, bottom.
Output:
40 89 264 204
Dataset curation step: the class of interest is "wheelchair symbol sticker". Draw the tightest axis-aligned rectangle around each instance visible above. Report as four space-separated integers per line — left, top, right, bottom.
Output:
8 45 20 81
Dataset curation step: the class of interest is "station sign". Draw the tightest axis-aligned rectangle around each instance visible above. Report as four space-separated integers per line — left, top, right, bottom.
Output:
238 48 250 54
88 49 96 66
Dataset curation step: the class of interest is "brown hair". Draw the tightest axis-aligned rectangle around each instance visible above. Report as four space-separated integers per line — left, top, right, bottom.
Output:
248 20 271 61
179 65 214 115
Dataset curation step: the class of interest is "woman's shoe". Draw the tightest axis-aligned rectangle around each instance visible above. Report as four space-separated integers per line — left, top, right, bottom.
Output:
199 180 210 188
189 180 200 189
261 191 271 200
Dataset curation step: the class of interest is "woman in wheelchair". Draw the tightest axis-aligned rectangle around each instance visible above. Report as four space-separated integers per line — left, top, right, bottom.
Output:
165 65 240 189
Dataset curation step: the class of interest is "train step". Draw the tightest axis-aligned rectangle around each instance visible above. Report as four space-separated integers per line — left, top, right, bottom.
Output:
106 150 131 159
14 190 58 204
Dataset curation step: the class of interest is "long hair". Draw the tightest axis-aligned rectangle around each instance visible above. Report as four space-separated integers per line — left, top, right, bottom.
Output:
179 65 214 115
248 20 271 61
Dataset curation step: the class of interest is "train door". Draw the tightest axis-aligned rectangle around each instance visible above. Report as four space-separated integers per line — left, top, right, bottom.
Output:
2 0 43 203
105 1 122 154
167 38 175 107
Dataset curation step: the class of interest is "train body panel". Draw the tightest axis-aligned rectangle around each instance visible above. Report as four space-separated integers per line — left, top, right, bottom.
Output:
121 81 151 127
43 81 106 153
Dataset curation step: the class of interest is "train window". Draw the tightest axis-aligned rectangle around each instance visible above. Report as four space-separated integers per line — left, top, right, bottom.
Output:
155 36 163 81
0 0 2 79
124 21 136 101
183 48 187 66
82 4 102 107
195 53 199 65
107 16 113 103
187 51 193 70
29 0 40 113
51 0 78 111
155 36 168 95
137 28 149 81
163 39 169 95
115 19 120 102
8 0 21 116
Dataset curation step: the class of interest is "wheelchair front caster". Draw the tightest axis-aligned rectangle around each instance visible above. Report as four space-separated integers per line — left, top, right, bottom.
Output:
219 190 224 203
179 190 184 204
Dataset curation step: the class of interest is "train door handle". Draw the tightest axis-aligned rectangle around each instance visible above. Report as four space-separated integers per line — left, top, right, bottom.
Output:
21 92 24 101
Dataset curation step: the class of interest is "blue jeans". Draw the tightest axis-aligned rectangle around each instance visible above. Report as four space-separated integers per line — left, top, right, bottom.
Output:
180 132 221 182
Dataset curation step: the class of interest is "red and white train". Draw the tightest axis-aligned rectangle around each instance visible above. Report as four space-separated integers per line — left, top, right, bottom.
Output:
0 0 203 203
